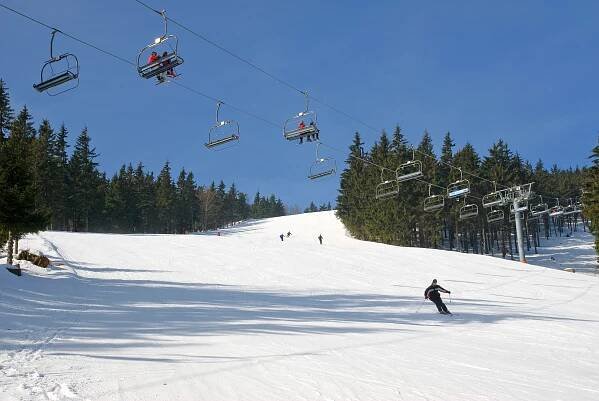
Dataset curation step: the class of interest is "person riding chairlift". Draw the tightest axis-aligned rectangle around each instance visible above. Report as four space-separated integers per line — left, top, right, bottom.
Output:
162 51 176 78
298 120 306 144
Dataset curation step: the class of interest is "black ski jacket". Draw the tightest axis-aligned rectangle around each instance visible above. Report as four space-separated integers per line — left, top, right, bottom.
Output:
424 284 450 300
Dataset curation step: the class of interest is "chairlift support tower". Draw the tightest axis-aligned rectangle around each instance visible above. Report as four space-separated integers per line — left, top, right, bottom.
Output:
503 183 533 263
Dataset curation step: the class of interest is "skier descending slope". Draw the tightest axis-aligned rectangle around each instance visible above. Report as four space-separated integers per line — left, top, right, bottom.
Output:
424 279 451 314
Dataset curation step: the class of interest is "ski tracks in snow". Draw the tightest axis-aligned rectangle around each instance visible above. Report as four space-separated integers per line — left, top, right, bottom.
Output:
0 235 90 401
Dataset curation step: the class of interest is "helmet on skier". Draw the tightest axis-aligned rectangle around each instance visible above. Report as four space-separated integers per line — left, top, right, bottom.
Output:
432 279 437 284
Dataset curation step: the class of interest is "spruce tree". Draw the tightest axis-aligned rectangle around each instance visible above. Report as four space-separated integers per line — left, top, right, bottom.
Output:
69 128 102 231
0 79 13 141
582 138 599 252
0 107 48 264
156 162 176 233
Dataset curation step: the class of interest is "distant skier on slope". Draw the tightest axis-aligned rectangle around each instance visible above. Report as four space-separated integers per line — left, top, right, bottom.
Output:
318 234 323 245
280 234 284 242
424 279 451 314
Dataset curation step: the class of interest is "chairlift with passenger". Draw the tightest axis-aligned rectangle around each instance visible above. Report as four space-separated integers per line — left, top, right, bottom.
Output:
205 101 240 149
136 10 183 82
283 92 319 142
33 30 79 95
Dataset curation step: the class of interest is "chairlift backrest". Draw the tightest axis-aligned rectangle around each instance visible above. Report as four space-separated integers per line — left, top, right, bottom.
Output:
482 191 504 208
376 180 399 200
530 202 548 216
423 194 444 212
447 179 470 199
396 160 423 182
487 209 504 223
308 157 336 180
549 205 564 217
459 203 479 220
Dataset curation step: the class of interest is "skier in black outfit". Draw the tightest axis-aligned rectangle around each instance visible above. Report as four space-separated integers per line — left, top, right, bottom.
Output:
424 279 451 314
280 234 284 241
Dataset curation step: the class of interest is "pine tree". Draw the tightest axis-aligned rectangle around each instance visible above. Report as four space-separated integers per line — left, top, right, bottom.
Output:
33 120 57 225
0 107 48 264
69 128 102 231
156 161 176 233
0 79 13 141
582 137 599 252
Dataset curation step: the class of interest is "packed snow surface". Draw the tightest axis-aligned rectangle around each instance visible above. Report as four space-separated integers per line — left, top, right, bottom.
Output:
1 211 598 401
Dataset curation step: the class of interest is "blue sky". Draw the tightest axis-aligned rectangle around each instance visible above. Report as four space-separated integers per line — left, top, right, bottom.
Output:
1 0 597 208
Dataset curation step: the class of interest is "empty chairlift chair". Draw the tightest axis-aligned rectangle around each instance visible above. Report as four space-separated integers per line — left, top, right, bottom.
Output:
308 142 336 180
548 198 564 217
447 169 470 199
482 182 506 208
459 199 479 220
396 151 423 182
486 208 504 223
33 30 79 96
136 10 183 82
283 92 319 142
529 195 549 216
376 169 399 200
560 199 578 216
423 184 444 212
205 101 240 149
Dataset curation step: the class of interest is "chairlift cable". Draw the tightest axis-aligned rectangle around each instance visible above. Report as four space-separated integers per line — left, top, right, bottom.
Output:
0 3 136 67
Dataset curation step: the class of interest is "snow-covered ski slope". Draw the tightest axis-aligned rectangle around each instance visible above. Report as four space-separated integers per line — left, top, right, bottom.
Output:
1 211 598 401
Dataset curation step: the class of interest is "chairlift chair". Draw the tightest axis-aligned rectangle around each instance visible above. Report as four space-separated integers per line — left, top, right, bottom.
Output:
459 201 479 220
487 208 504 223
376 180 399 200
482 191 504 208
423 184 444 212
375 168 401 200
396 150 423 182
283 92 319 142
563 205 577 216
205 102 240 149
136 10 183 81
529 195 549 216
482 182 505 208
308 142 336 180
549 199 564 217
447 168 470 199
33 30 79 95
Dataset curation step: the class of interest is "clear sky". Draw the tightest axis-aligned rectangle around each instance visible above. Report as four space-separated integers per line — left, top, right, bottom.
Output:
1 0 597 208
